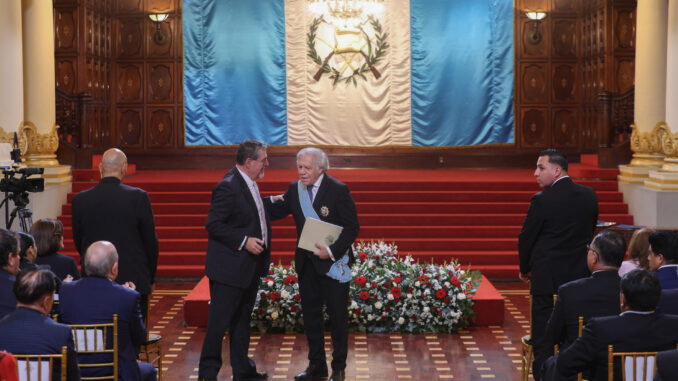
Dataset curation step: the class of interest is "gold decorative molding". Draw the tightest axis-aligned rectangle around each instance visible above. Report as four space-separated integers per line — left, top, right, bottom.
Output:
0 122 29 155
628 122 666 168
655 122 678 157
20 121 60 167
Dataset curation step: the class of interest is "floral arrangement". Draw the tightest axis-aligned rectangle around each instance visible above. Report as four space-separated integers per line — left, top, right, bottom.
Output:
251 241 481 333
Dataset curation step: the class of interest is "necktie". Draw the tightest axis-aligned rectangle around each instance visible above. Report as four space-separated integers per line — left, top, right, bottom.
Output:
307 184 314 203
251 182 267 245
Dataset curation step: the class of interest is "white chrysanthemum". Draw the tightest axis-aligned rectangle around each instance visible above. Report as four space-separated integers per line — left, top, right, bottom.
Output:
387 294 394 301
267 280 274 287
398 317 405 325
458 293 466 300
374 301 382 309
407 294 413 299
281 290 290 299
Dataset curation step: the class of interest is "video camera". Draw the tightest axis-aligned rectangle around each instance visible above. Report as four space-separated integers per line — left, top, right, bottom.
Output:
0 133 44 194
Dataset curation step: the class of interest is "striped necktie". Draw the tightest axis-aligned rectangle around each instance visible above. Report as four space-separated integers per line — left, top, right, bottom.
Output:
251 182 267 245
307 184 314 203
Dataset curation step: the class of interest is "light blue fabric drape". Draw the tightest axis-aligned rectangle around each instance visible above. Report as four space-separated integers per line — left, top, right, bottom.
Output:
410 0 514 146
183 0 287 146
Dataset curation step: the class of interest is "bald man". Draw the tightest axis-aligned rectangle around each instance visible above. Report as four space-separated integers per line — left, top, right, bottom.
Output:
72 148 159 319
60 241 156 381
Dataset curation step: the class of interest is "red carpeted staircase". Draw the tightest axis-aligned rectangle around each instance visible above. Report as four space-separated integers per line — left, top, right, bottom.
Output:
58 159 632 280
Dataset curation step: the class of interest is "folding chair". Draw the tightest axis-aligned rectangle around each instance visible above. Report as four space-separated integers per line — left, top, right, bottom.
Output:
139 302 163 381
13 346 67 381
69 314 118 380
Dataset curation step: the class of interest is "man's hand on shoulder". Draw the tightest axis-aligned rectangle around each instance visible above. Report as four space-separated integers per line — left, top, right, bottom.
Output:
123 281 136 290
246 237 265 255
271 194 285 203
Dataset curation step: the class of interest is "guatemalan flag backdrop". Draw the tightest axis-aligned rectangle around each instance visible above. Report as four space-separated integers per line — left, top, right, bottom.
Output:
183 0 514 147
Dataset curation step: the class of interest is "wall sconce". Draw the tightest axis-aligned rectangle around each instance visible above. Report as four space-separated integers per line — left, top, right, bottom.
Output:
525 11 547 44
148 13 169 45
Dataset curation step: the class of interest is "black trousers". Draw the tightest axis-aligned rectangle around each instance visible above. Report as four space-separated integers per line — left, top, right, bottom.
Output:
299 261 350 372
198 277 259 379
532 294 555 381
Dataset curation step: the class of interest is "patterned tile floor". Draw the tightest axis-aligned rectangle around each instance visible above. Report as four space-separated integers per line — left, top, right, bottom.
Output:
148 281 532 381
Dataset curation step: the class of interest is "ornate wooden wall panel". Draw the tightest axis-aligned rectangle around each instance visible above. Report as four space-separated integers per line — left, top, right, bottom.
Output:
552 64 576 102
147 63 173 103
520 108 549 147
521 63 548 103
118 109 143 147
117 64 143 102
147 108 173 147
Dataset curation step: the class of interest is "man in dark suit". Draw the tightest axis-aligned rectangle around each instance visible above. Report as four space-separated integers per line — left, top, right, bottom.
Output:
648 230 678 290
71 148 158 320
655 349 678 381
656 288 678 314
0 269 81 381
0 229 20 319
546 230 625 352
268 147 360 381
519 149 599 380
198 140 271 381
542 269 678 381
59 241 157 381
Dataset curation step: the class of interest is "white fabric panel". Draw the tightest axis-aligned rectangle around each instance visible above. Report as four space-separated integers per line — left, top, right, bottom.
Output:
285 0 412 146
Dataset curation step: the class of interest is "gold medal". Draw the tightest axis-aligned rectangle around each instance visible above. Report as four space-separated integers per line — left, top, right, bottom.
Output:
320 206 329 217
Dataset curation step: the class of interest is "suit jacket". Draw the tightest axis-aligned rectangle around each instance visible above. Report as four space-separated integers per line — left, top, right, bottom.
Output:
546 270 621 351
35 253 80 281
267 174 359 276
59 277 146 381
518 177 599 295
553 312 678 381
655 349 678 381
0 269 16 320
656 289 678 315
655 265 678 291
72 177 159 295
204 168 271 288
0 307 81 381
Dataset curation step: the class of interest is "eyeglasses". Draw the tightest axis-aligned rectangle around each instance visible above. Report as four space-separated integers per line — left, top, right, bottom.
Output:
586 244 599 255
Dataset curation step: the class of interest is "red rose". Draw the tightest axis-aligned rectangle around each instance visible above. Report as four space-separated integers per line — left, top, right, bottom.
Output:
290 305 298 312
390 287 401 298
360 252 367 261
383 281 391 289
438 311 443 317
374 255 379 260
450 277 461 288
355 308 362 316
407 288 413 294
260 292 267 299
270 291 280 301
355 276 367 287
294 294 301 301
269 270 274 275
284 274 298 285
371 282 378 289
385 306 391 312
411 314 418 321
444 297 450 304
359 291 370 300
393 276 402 284
258 308 264 315
435 289 447 299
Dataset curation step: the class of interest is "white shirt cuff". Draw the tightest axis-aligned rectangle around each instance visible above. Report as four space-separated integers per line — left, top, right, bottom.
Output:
327 247 335 261
239 236 248 251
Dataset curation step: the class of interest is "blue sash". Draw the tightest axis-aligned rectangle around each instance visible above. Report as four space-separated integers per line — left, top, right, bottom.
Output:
297 181 351 283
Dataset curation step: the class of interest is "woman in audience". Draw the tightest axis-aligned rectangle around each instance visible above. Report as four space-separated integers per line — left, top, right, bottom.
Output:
619 227 654 277
17 231 38 273
31 218 80 281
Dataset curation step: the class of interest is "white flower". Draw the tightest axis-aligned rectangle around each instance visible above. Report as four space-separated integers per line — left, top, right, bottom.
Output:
267 280 274 287
424 289 431 296
458 293 466 300
407 294 413 299
415 281 420 287
423 306 430 313
398 317 405 325
444 282 451 288
375 301 383 309
281 290 290 299
351 300 358 309
387 294 394 301
271 311 279 320
368 314 374 321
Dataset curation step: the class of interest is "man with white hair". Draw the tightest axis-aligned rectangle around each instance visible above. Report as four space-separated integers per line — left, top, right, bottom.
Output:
268 147 360 381
71 148 159 320
59 241 156 381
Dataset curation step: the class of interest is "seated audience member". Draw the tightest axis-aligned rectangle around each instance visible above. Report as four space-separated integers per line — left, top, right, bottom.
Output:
546 230 625 352
648 230 678 290
18 232 38 273
541 269 678 381
0 269 81 381
31 219 80 282
59 241 157 381
618 227 653 277
0 229 20 319
655 349 678 381
656 288 678 315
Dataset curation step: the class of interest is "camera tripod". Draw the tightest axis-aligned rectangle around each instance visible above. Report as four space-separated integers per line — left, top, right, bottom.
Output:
1 191 34 232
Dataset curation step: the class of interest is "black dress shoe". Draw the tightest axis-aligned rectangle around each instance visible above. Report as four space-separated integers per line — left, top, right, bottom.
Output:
233 370 268 381
235 370 268 381
329 369 345 381
294 364 329 381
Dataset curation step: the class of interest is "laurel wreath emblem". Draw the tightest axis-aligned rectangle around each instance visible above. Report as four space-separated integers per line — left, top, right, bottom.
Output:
307 16 389 87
